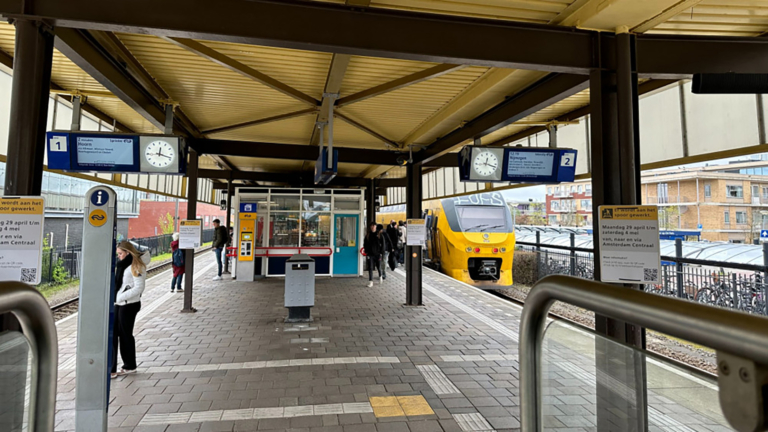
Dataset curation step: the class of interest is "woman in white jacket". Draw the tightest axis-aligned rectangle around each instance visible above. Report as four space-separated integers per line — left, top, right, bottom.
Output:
111 241 150 379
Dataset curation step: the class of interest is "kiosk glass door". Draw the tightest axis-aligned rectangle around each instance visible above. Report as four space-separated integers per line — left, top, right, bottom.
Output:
333 214 359 275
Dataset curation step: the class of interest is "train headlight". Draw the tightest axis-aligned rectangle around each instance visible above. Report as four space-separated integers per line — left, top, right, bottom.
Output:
500 247 507 253
466 246 473 252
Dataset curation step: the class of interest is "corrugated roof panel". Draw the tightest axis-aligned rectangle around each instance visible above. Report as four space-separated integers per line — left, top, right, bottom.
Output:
86 96 160 134
331 116 392 149
341 55 440 96
340 66 490 142
116 34 313 131
649 1 768 36
210 114 316 145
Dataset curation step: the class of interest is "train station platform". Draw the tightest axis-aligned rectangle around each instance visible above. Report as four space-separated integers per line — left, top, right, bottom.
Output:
52 254 732 432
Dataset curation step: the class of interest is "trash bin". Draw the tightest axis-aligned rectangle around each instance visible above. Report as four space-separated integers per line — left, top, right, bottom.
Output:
285 254 315 322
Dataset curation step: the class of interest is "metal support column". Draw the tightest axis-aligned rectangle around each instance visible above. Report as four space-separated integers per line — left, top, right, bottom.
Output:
590 31 647 431
405 162 422 306
183 149 198 313
366 178 376 228
3 18 54 333
70 95 82 131
5 19 54 196
223 179 234 274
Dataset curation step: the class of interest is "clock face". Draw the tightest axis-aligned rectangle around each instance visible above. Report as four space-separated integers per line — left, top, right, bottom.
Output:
473 151 499 177
144 140 176 168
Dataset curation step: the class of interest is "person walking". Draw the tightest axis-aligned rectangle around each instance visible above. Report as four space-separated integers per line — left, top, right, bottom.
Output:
386 220 400 266
112 241 150 379
212 219 229 281
363 222 383 287
170 233 184 293
377 224 395 277
397 220 407 264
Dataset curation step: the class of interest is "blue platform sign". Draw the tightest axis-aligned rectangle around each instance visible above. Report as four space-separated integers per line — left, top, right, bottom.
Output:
46 131 185 174
314 148 338 185
240 203 256 213
761 230 768 240
458 146 577 184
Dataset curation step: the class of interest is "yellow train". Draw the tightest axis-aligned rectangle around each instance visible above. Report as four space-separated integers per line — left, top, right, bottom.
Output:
377 191 515 288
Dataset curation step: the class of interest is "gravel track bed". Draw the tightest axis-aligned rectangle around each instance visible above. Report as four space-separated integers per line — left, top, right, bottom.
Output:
495 284 717 375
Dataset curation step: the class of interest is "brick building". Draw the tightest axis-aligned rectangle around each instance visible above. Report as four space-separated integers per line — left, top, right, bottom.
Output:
127 200 228 238
546 160 768 243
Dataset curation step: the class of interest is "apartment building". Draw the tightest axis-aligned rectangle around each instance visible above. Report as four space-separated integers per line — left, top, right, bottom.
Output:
546 160 768 243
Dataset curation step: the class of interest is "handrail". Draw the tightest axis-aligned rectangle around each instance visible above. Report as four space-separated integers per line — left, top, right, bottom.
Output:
519 275 768 432
0 281 58 432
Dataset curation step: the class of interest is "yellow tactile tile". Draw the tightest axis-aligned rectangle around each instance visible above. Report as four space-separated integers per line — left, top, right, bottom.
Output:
397 396 435 416
370 396 399 407
373 405 406 417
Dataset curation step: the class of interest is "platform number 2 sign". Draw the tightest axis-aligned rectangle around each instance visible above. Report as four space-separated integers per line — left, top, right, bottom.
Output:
49 136 68 152
560 153 575 167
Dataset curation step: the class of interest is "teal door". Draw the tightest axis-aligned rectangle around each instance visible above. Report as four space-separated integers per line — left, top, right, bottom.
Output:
333 214 359 275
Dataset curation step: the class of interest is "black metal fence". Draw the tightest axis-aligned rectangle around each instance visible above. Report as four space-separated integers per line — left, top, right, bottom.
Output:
39 229 214 285
516 233 768 316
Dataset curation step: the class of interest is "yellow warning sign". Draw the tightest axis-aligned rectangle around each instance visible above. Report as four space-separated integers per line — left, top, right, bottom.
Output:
180 220 201 227
88 209 108 227
599 205 657 221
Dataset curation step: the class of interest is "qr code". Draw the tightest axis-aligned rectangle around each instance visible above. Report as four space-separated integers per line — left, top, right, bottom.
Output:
644 268 658 281
21 268 36 283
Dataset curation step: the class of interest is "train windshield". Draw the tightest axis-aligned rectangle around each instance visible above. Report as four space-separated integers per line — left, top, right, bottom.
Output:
456 206 509 233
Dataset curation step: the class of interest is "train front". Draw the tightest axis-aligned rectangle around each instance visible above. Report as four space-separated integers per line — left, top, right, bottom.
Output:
440 193 515 288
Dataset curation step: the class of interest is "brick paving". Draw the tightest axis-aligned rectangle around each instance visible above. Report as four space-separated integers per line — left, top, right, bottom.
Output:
51 256 734 431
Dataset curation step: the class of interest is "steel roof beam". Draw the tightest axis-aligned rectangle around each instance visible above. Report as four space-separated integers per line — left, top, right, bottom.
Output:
334 112 398 149
165 37 319 107
417 73 589 164
310 53 350 146
0 0 597 74
336 64 465 107
198 168 369 187
188 138 425 166
202 108 318 135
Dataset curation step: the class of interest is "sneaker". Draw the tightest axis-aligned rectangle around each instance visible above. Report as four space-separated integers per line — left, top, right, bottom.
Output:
170 289 175 293
367 281 373 288
110 373 119 379
176 288 184 292
119 368 136 376
379 276 383 285
213 276 222 281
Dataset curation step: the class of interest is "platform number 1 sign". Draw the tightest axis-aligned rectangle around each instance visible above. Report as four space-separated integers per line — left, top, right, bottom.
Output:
49 135 68 152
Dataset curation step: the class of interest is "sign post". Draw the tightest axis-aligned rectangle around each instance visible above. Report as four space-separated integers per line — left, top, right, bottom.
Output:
0 197 45 284
179 220 202 249
597 205 661 284
406 219 426 246
76 186 117 432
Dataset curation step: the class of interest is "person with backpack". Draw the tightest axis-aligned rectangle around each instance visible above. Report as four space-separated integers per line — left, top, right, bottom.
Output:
212 219 229 281
170 233 184 293
363 222 383 287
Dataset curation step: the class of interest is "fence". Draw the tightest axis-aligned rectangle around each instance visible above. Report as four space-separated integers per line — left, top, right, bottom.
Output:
516 233 768 316
39 229 214 285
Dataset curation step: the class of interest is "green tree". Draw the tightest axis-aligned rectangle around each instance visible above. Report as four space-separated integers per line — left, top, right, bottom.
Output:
658 206 680 230
158 212 175 235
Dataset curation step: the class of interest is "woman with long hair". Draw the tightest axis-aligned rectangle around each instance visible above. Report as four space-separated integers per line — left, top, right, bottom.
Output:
363 222 383 287
111 241 151 379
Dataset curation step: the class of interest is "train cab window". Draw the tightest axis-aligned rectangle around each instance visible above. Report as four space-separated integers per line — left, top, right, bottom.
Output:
456 206 508 232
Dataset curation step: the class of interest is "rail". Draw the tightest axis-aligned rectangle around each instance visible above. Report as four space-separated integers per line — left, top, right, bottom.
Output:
0 281 58 432
519 275 768 432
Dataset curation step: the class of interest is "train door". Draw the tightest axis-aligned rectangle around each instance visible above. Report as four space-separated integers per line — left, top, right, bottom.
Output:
333 214 359 275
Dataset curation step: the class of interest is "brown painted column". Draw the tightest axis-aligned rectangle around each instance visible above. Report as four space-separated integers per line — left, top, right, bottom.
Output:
182 149 198 312
405 162 422 306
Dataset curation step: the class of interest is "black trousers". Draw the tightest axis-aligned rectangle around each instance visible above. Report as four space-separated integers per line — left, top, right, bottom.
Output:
112 302 141 372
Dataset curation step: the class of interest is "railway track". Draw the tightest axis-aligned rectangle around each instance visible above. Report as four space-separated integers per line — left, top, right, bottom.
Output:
51 247 213 321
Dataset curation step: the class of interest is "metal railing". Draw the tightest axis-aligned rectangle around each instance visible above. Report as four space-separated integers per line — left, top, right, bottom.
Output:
519 275 768 432
0 281 58 432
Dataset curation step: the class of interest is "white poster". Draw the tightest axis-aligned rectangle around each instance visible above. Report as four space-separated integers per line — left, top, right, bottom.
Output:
179 220 202 249
506 151 555 178
0 197 45 284
406 219 426 246
598 205 661 284
76 137 134 166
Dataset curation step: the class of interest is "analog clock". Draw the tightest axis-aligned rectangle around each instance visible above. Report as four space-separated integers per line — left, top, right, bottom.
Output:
139 136 181 173
473 150 499 177
144 140 176 168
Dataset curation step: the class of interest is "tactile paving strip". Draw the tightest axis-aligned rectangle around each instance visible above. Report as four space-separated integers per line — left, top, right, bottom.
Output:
416 364 461 395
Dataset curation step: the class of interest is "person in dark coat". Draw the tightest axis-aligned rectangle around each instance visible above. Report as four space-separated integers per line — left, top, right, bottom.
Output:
378 223 395 274
386 220 400 266
170 233 184 293
363 222 383 287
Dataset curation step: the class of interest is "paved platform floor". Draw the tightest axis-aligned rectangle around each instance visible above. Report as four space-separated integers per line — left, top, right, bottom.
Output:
51 254 733 432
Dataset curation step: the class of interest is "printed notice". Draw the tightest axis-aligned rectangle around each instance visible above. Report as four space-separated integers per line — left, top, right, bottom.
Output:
406 219 426 246
598 205 660 284
506 151 555 178
76 137 134 167
0 197 45 284
179 220 202 249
